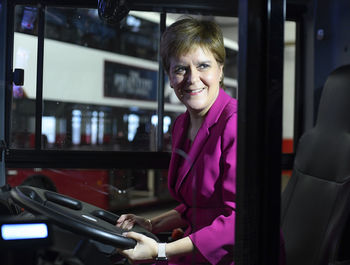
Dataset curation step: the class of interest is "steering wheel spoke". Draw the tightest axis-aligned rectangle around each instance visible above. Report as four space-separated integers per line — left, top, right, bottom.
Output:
10 186 158 249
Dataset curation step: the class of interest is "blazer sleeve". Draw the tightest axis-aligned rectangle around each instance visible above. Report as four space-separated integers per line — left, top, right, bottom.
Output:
174 203 186 215
189 110 237 265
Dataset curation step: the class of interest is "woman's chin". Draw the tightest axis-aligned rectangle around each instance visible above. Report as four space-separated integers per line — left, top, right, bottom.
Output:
185 102 208 115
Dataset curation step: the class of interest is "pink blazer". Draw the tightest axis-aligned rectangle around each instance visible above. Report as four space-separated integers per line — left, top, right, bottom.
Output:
168 88 237 264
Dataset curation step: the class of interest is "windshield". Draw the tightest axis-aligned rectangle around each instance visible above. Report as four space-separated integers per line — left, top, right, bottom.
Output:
8 6 239 212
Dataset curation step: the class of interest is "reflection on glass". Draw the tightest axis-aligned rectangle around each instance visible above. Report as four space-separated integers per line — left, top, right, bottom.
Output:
21 7 37 31
151 115 171 134
42 116 56 144
98 111 104 145
72 110 82 145
127 114 139 141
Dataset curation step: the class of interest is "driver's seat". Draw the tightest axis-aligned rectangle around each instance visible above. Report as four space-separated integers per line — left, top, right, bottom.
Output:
281 64 350 265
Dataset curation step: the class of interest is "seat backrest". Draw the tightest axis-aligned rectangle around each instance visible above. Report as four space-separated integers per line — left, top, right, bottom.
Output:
281 64 350 265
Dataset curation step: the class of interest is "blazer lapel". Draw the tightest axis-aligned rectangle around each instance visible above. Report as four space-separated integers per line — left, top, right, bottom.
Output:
168 113 189 197
174 88 232 192
175 122 210 191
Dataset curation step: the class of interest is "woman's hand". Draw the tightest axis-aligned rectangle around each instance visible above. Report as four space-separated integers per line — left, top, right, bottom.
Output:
118 231 158 264
116 214 152 231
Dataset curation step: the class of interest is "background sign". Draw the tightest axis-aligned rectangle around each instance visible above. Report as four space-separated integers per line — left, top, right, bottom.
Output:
104 60 157 101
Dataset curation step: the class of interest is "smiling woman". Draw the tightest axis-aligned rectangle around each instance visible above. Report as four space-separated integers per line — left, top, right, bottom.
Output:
116 17 237 264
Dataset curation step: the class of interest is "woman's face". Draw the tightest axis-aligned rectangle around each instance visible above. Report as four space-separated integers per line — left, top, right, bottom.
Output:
169 46 223 117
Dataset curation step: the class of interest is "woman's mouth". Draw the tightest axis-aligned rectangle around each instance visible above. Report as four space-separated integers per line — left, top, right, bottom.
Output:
184 87 205 95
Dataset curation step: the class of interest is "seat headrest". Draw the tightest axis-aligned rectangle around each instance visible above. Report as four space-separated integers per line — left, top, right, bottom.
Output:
317 65 350 132
295 65 350 182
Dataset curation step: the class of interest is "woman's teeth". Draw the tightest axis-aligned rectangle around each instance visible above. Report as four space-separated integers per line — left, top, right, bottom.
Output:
185 88 204 93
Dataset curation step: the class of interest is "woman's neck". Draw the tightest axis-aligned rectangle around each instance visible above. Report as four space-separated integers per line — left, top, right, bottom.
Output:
188 114 205 141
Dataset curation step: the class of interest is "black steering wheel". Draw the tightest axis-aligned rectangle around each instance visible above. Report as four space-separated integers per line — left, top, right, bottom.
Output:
10 185 158 249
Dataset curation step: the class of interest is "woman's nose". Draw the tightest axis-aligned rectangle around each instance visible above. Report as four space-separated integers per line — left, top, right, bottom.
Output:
186 68 200 84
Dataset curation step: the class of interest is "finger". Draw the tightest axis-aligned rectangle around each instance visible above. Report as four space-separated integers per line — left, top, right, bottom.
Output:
116 215 127 226
117 246 133 259
124 219 136 230
120 248 133 256
118 247 138 265
121 219 130 229
123 231 144 241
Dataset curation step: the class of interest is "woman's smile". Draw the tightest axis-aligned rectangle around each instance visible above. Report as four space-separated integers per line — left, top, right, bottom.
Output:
184 87 205 95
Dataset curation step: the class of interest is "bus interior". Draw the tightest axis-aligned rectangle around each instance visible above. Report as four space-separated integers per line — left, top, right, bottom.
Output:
1 0 350 264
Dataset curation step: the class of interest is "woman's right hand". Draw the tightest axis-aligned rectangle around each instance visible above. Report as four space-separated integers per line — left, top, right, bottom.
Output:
116 214 152 232
117 231 158 264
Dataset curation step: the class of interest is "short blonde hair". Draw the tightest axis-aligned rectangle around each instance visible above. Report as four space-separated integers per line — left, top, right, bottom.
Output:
160 17 226 75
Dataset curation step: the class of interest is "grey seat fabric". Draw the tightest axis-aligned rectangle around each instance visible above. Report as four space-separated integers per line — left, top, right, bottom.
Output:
281 65 350 265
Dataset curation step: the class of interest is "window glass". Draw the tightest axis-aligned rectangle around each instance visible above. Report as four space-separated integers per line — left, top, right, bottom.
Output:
11 7 171 151
282 21 296 191
11 6 38 149
41 8 162 151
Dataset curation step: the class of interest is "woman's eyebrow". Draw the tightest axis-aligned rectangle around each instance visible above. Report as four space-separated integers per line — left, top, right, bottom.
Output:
172 63 188 69
173 61 187 66
197 60 212 64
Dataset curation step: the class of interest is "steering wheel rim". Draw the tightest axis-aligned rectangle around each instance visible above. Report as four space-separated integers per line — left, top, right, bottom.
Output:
10 185 158 249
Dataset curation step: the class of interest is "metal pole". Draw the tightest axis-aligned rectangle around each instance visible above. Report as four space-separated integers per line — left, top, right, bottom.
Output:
0 0 13 186
156 13 166 151
235 0 285 264
0 0 7 186
35 3 45 150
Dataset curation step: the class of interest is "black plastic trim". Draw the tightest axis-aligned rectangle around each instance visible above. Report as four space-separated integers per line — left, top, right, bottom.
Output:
4 150 171 169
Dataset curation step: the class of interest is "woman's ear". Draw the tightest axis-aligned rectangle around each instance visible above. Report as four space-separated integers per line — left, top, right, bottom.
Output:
169 78 174 89
219 65 224 86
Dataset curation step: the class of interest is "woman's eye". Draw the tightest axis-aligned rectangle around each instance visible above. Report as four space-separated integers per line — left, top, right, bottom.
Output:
174 67 186 74
198 63 210 70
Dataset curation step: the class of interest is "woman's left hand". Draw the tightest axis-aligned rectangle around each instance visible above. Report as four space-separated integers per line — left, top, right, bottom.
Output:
118 231 158 264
